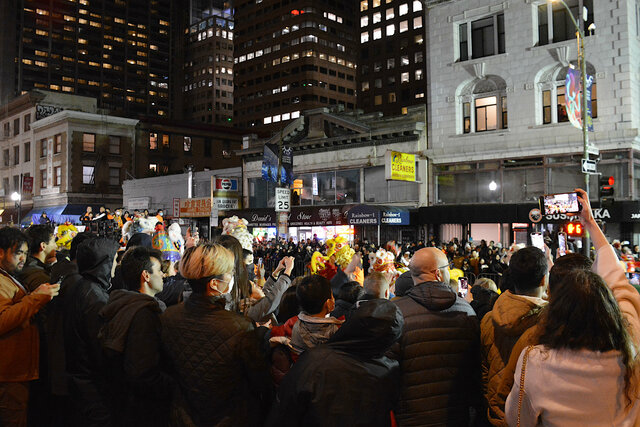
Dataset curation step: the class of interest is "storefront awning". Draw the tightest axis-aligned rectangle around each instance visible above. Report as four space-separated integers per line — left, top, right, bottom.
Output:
23 204 90 225
346 205 412 226
224 204 414 228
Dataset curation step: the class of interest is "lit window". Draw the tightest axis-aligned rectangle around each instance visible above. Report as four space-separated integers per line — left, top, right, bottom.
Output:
475 96 498 132
386 8 394 19
415 69 423 80
149 132 158 150
373 28 382 40
362 81 370 91
386 24 395 36
389 93 396 103
361 16 369 27
401 72 409 83
399 21 408 33
374 95 382 105
149 163 157 173
82 133 95 152
413 0 423 11
387 58 395 69
291 111 300 119
82 166 94 184
401 55 409 66
360 0 368 11
361 31 370 43
413 16 422 29
264 117 272 124
373 12 381 24
399 3 408 15
415 93 424 99
183 136 192 151
373 0 380 7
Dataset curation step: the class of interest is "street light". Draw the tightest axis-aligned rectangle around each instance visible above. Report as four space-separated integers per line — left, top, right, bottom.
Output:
489 181 498 191
10 192 21 227
552 0 591 255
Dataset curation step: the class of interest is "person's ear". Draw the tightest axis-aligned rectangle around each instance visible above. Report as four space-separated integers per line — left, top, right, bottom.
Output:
40 241 46 252
385 288 389 299
142 269 150 283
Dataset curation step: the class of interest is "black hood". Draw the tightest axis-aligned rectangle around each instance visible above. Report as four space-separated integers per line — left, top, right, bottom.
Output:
471 285 499 304
327 298 404 358
76 238 119 290
407 281 457 311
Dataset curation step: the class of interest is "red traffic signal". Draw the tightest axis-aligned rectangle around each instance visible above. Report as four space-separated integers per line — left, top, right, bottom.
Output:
599 176 615 198
566 223 583 236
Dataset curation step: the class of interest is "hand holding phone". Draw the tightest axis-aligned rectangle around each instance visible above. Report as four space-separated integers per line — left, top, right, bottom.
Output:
531 233 544 250
540 192 582 215
458 277 469 298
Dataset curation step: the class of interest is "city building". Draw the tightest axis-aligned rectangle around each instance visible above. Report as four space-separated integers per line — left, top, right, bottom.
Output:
233 106 427 243
358 0 427 116
0 0 172 118
174 0 235 125
134 117 244 178
425 0 640 243
233 0 359 132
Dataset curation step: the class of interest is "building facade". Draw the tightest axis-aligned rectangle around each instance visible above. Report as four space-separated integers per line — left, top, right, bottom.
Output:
236 106 427 243
1 0 172 117
233 0 359 132
174 0 235 125
358 0 427 116
425 0 640 242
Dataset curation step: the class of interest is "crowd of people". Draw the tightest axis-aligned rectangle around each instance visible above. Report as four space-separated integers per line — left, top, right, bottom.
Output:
1 188 639 426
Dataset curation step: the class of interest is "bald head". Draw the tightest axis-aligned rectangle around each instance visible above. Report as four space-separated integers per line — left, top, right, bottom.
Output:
409 247 450 285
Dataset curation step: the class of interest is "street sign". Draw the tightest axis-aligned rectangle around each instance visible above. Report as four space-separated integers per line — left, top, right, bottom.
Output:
581 159 597 174
275 187 290 212
586 145 599 157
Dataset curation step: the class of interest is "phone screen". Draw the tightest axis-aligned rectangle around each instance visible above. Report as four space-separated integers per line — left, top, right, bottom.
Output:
557 233 567 257
458 277 468 297
540 192 581 215
531 233 544 250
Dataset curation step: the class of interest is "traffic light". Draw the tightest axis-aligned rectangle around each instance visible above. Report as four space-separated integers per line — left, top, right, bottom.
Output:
599 176 615 198
566 222 583 237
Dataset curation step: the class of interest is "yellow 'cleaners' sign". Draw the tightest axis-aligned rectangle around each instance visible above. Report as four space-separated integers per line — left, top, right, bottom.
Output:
385 151 416 181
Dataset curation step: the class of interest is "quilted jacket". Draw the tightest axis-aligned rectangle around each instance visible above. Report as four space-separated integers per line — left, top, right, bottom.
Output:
161 292 272 426
391 281 481 427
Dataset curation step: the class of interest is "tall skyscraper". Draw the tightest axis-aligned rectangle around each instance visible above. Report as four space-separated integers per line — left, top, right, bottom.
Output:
358 0 426 115
1 0 172 118
233 0 358 131
175 0 235 125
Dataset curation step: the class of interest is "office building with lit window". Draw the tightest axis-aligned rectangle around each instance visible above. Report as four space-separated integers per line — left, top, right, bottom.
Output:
233 0 358 131
174 0 235 125
423 0 640 243
358 0 426 116
0 0 172 118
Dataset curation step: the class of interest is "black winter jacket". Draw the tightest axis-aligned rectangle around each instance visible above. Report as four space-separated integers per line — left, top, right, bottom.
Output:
391 281 481 427
470 286 499 322
99 290 173 426
161 292 273 426
268 298 404 427
64 238 119 426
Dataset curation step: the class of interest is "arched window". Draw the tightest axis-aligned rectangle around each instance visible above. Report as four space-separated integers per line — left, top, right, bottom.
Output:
457 75 508 134
537 62 597 125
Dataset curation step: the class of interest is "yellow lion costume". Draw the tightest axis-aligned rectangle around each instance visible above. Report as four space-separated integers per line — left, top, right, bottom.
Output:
56 222 78 250
310 235 355 280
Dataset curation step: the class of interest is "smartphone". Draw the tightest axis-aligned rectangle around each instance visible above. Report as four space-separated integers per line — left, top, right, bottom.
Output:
258 257 263 266
531 233 544 251
557 232 567 257
458 277 468 298
539 192 582 216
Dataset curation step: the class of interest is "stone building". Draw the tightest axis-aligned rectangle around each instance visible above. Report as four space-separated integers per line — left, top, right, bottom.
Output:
424 0 640 242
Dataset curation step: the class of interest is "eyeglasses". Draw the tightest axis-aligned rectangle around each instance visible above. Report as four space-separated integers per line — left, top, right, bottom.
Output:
437 261 454 270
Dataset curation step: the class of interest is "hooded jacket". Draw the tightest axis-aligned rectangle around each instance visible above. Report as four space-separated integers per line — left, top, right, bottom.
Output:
64 238 119 426
289 312 343 355
391 281 480 427
268 298 404 427
99 290 172 426
470 285 499 322
480 290 545 425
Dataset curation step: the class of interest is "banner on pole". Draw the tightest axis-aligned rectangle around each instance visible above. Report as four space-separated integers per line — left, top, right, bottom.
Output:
565 68 594 132
262 144 294 185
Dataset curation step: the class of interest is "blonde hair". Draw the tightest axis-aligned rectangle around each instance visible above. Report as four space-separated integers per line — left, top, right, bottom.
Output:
179 243 234 281
473 277 498 292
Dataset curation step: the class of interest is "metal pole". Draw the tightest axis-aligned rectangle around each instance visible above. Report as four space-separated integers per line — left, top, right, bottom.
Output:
555 0 591 256
17 173 22 227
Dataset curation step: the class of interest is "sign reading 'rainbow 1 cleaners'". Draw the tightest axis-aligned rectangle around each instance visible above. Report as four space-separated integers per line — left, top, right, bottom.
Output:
385 150 416 182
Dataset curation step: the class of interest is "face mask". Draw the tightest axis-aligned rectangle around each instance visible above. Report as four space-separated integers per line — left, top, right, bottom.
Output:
225 275 234 294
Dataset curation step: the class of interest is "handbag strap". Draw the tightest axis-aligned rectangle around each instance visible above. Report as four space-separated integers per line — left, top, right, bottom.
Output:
517 345 534 427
